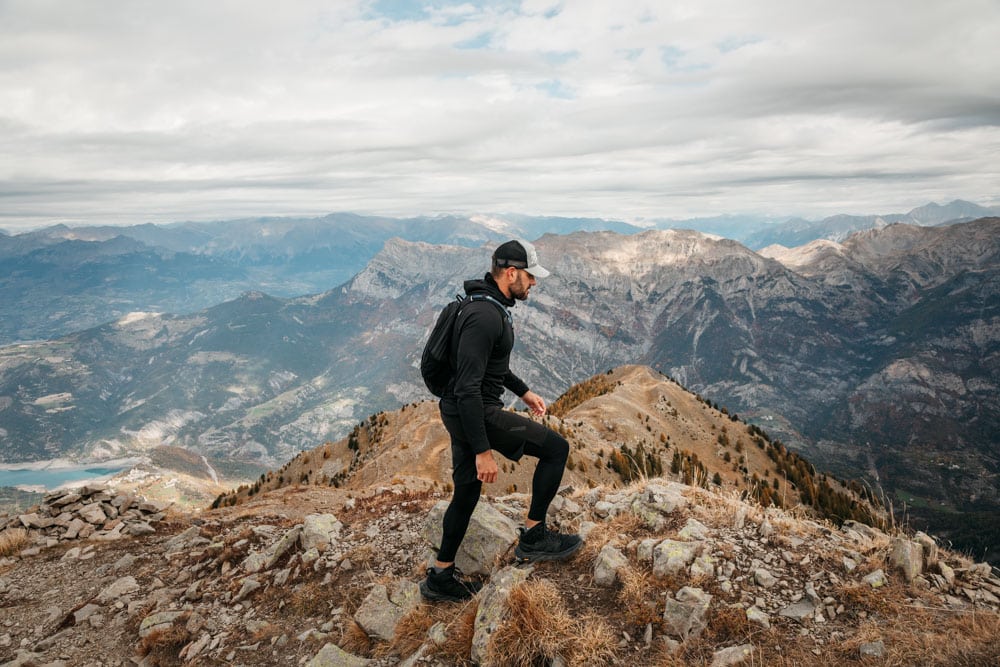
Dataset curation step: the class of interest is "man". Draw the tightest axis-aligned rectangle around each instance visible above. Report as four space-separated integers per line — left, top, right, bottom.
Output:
420 239 582 603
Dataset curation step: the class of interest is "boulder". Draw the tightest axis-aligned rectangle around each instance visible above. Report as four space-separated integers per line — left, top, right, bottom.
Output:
354 579 421 641
78 504 107 525
307 643 372 667
423 501 518 575
593 544 629 586
711 644 754 666
777 599 816 623
96 576 139 604
890 537 923 582
243 525 302 574
138 610 185 638
652 539 701 577
662 586 712 639
301 513 343 552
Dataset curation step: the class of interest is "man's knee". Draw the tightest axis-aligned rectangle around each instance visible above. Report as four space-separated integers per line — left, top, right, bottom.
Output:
543 430 569 465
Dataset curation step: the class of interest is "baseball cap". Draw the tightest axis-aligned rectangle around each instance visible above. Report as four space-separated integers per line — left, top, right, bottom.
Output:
492 239 551 278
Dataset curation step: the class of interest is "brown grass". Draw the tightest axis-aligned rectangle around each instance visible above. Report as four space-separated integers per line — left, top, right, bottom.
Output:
617 565 662 627
286 580 333 617
136 625 191 664
0 528 31 557
339 619 372 655
702 603 752 646
831 608 1000 667
434 601 478 666
485 578 617 667
389 604 436 656
579 511 648 562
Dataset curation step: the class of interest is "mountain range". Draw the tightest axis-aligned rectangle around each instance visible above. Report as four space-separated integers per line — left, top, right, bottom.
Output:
2 200 995 344
1 215 998 561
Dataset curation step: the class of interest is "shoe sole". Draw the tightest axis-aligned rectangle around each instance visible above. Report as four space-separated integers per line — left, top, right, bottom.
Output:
419 579 474 603
514 539 583 563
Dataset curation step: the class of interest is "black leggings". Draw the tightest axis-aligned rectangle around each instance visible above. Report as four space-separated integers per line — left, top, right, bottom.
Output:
437 428 569 563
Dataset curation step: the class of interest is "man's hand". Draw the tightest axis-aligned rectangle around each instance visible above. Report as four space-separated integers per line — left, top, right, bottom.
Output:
521 390 546 417
476 450 498 484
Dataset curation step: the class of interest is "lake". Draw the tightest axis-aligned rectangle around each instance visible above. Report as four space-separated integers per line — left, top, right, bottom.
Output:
0 466 127 491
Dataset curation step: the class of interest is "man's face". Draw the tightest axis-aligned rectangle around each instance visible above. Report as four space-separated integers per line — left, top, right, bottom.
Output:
508 268 537 301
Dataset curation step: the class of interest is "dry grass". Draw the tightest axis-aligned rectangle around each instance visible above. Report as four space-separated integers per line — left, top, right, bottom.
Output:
579 510 648 561
0 528 31 557
339 619 372 655
835 580 899 618
389 604 436 656
434 601 478 666
485 578 617 667
617 565 662 627
702 603 753 646
135 625 191 665
285 580 333 617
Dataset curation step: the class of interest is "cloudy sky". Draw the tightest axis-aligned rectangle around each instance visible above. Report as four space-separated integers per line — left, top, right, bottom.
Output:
2 0 998 232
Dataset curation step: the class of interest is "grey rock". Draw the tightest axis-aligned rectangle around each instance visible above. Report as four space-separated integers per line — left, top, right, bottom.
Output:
163 526 202 550
938 562 956 587
859 639 885 658
51 493 81 507
78 504 107 525
234 577 262 602
96 576 140 604
428 621 448 646
72 603 103 625
863 569 888 588
593 544 629 586
423 501 518 575
652 539 701 577
662 586 712 640
890 537 923 582
243 526 303 574
754 568 777 589
138 610 185 638
353 579 421 642
306 643 372 667
127 521 156 536
711 644 754 666
746 605 770 629
777 599 816 623
678 518 710 540
112 553 137 571
17 514 52 529
914 532 938 567
300 513 343 552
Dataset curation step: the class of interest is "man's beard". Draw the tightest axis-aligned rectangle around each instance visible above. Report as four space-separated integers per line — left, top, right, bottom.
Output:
510 276 531 300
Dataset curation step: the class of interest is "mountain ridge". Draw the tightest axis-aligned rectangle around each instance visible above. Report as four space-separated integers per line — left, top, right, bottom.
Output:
2 219 998 563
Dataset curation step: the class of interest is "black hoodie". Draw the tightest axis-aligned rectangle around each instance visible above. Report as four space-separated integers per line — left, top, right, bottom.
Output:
444 273 531 454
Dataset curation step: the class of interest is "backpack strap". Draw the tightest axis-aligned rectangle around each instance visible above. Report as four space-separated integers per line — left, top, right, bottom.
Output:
467 293 512 326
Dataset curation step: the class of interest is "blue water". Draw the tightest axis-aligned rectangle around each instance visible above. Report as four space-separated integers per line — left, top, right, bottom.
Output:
0 466 126 490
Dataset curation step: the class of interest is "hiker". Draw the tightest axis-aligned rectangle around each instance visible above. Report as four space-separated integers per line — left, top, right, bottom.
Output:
420 239 582 602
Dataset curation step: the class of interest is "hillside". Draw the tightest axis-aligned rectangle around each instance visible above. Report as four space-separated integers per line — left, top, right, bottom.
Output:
213 366 879 529
2 460 998 665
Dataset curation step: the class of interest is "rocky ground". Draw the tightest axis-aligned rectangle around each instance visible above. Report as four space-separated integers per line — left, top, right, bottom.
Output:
2 478 1000 666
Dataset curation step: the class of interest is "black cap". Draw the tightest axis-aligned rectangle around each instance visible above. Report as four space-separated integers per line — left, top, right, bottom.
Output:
492 239 550 278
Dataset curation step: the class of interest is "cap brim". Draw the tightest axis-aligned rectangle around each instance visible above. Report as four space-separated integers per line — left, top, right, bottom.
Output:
526 264 550 278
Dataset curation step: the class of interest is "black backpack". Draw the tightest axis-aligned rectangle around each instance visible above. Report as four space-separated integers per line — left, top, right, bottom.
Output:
420 293 511 397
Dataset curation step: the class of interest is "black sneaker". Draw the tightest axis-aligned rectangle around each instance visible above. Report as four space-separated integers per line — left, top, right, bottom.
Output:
419 565 483 602
514 524 583 563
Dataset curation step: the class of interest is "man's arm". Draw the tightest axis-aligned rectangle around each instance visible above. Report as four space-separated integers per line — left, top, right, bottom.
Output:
452 307 499 455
